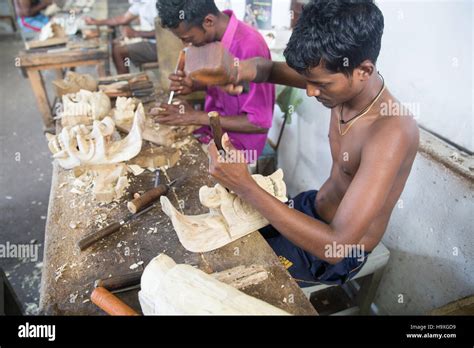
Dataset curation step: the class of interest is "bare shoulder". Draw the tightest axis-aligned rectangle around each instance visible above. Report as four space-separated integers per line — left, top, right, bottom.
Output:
367 111 420 159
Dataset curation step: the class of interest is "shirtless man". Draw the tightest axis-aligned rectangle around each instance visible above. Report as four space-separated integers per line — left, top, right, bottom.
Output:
208 0 420 286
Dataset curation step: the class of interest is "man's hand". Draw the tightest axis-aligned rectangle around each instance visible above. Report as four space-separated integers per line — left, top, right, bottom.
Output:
169 70 194 96
83 16 97 25
208 133 256 195
220 59 258 95
150 100 205 126
120 26 137 39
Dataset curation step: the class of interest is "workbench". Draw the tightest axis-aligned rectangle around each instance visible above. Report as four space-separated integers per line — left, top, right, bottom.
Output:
16 0 110 130
39 118 317 316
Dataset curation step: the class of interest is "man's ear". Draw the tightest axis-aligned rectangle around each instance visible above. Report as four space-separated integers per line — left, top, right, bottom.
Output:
202 14 217 29
354 60 375 82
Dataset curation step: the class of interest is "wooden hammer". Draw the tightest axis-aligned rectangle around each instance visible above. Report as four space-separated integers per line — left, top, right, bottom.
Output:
91 287 139 316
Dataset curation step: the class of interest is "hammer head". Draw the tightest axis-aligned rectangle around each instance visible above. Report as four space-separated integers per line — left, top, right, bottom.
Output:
184 42 237 86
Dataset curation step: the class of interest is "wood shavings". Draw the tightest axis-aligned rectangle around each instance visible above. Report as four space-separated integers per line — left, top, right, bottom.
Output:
128 164 145 176
54 263 68 282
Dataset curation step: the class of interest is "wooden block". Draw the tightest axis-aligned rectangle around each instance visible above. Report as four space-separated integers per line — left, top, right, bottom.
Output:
129 146 181 169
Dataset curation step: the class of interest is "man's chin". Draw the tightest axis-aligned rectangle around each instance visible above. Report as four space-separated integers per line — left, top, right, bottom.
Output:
318 99 335 109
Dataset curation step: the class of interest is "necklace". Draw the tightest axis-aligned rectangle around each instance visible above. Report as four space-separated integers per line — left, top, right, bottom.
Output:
338 73 386 136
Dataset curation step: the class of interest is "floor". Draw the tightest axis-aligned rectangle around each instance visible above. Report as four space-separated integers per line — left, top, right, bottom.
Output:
0 0 130 315
0 37 51 315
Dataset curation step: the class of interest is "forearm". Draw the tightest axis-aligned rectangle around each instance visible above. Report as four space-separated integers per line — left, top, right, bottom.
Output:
237 182 340 263
199 113 268 134
133 30 155 39
249 58 307 89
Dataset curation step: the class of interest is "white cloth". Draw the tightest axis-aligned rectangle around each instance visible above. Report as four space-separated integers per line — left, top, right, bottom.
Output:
128 0 158 31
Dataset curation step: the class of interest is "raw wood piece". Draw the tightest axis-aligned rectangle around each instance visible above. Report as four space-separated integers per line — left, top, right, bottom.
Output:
128 146 181 169
139 254 289 315
160 169 287 252
91 287 139 316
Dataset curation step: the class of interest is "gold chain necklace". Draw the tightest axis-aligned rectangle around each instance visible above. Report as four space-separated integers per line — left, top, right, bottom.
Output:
338 74 386 136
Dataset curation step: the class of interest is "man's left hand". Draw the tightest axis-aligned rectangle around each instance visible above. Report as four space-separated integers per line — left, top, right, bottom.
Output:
208 133 256 195
150 100 205 126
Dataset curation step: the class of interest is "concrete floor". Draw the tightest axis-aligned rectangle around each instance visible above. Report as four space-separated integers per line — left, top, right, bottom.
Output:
0 0 132 315
0 36 52 314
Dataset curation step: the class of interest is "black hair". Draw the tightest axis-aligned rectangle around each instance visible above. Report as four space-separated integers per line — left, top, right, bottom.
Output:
157 0 220 29
284 0 384 75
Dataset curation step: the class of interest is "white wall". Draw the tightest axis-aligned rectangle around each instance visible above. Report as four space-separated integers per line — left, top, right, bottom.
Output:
377 0 473 152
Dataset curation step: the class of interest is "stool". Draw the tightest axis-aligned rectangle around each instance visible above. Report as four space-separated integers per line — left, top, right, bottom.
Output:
302 243 390 315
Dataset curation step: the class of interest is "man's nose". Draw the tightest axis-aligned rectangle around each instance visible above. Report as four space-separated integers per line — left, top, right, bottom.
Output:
306 85 320 97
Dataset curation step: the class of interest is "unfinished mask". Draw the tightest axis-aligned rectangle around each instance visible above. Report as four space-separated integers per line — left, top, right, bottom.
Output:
47 103 145 169
160 169 287 253
61 89 111 127
53 72 98 97
139 254 289 315
113 97 138 122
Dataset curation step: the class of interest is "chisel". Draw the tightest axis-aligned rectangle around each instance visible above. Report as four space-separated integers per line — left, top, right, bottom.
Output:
167 49 187 104
127 178 178 214
77 203 157 251
208 111 226 154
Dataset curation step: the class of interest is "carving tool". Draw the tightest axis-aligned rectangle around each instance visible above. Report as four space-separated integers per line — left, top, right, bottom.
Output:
91 287 139 316
208 111 226 154
80 171 159 252
168 49 187 104
77 203 157 251
94 271 143 294
127 177 178 214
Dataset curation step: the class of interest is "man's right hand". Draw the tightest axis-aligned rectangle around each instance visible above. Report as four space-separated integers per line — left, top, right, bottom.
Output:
169 70 194 96
83 16 97 25
220 58 258 95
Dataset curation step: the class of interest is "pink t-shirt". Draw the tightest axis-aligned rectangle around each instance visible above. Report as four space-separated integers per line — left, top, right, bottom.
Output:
194 10 275 160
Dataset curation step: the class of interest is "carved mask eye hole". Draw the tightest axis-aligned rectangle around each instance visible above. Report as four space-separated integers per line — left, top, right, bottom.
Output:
232 198 254 219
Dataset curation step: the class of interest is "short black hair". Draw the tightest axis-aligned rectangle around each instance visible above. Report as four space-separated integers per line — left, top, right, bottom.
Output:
157 0 220 29
284 0 384 75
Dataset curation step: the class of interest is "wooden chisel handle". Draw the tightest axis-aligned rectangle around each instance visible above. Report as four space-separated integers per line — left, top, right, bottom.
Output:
95 272 143 291
127 184 168 214
91 287 139 316
77 221 122 251
208 111 225 154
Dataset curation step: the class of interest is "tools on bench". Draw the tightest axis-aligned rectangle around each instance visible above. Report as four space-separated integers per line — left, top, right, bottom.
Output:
77 172 179 251
94 272 142 294
77 203 158 251
91 287 139 316
98 72 154 98
127 178 178 214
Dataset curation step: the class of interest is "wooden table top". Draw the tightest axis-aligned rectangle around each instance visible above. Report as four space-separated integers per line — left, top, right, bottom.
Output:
39 131 317 316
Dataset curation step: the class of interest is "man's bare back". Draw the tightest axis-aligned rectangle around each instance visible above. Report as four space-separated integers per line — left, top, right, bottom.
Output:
317 90 419 252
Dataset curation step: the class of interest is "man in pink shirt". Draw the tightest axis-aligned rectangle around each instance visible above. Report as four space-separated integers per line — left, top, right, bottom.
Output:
153 0 275 160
